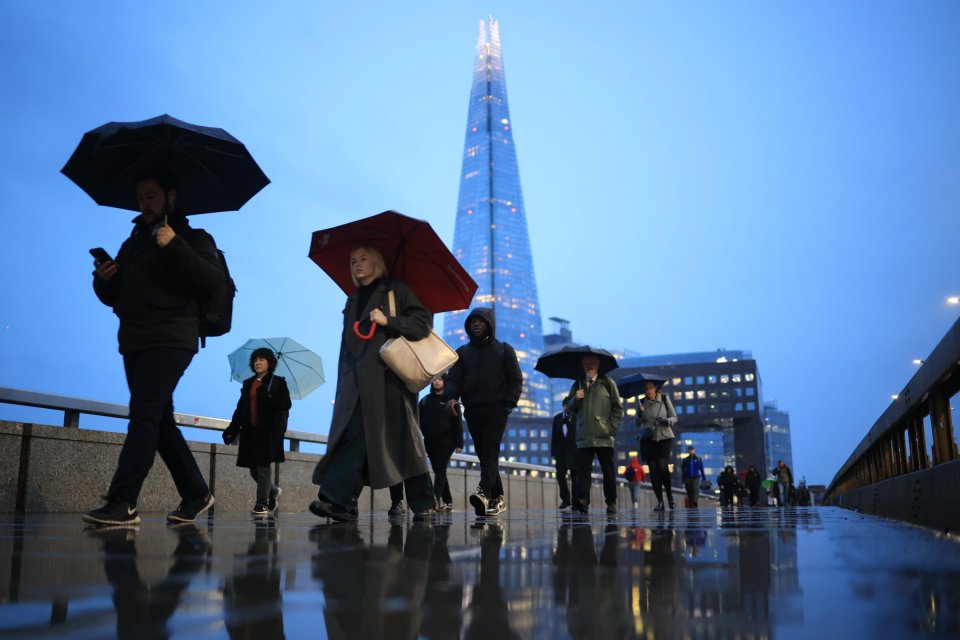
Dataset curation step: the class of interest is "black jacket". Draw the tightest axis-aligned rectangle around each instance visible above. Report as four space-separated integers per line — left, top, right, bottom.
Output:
550 411 577 464
93 214 223 354
418 390 463 450
224 373 292 468
445 308 523 412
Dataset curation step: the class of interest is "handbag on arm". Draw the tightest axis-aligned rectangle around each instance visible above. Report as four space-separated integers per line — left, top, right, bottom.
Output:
379 290 459 393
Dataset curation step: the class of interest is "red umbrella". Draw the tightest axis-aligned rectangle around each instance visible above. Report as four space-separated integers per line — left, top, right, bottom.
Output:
308 210 477 315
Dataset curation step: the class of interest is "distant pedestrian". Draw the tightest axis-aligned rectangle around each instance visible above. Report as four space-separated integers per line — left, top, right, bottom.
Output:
638 381 677 511
445 308 523 517
624 456 645 508
772 459 794 508
551 400 578 509
744 465 762 506
567 354 624 514
419 375 463 512
680 446 706 508
310 246 436 522
83 168 221 527
718 466 738 507
222 347 291 516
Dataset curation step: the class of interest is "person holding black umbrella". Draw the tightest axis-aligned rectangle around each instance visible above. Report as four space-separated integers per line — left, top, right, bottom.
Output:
638 380 678 511
309 245 436 521
566 354 624 514
83 168 222 526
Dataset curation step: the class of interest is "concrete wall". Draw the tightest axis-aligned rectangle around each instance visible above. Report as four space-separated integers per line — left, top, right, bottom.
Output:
826 459 960 534
0 421 701 514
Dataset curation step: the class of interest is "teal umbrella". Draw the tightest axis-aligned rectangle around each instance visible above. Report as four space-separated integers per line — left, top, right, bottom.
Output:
761 477 777 490
228 337 325 400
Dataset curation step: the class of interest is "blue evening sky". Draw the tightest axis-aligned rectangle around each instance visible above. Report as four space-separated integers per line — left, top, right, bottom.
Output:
2 2 959 485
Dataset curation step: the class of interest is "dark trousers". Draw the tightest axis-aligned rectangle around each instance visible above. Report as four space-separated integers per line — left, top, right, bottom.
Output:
250 466 277 506
647 438 674 505
425 440 454 504
319 404 434 512
465 407 508 499
684 478 700 507
108 348 208 506
573 447 616 506
555 455 575 505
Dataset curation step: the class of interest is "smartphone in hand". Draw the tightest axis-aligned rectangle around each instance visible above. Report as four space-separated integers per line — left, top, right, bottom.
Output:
89 247 113 265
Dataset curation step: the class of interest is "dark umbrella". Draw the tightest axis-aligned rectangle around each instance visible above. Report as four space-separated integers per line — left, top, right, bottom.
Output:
609 371 667 399
61 114 269 214
308 210 478 314
534 345 619 380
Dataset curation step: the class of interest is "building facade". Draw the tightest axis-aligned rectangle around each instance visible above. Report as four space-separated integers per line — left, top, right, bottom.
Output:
763 400 793 473
442 17 552 419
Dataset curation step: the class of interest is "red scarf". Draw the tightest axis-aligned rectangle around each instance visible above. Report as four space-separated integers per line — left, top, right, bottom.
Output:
249 377 263 427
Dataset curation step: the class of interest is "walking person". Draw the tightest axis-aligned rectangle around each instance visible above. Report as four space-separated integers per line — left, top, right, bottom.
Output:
83 169 221 526
772 459 794 507
310 246 436 521
638 381 677 512
624 455 645 509
744 465 762 506
445 308 523 517
680 446 706 508
419 376 463 512
718 466 738 507
222 348 292 515
567 354 624 514
550 400 578 509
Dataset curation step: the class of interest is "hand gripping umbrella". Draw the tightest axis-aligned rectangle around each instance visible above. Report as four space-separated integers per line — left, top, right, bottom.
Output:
308 210 478 317
62 114 270 214
534 345 619 380
227 337 325 401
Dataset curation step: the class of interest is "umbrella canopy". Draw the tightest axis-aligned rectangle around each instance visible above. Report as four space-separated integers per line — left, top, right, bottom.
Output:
308 210 477 314
62 114 269 214
762 478 777 490
609 370 667 399
534 345 619 380
227 337 324 401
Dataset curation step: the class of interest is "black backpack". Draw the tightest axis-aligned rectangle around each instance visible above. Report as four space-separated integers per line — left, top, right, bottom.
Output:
196 231 236 347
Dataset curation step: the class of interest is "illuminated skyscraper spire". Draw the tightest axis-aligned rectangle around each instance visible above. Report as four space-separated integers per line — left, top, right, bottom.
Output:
444 18 551 417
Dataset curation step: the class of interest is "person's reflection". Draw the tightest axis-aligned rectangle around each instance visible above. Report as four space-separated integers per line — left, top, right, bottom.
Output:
642 524 678 618
465 523 520 640
87 523 208 639
224 519 285 639
311 521 433 640
420 522 463 640
563 524 629 639
684 510 707 558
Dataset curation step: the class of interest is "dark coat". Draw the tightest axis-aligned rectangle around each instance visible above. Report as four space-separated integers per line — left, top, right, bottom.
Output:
445 308 523 412
418 390 463 452
223 373 291 468
93 214 223 354
550 411 577 467
745 469 762 493
313 279 432 490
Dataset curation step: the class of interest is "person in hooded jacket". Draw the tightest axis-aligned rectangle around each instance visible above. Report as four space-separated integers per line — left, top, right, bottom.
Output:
419 375 463 511
744 465 762 506
309 245 435 521
222 347 292 515
444 308 523 517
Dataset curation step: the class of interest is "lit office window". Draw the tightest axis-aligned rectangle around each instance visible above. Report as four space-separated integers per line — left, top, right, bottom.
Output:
707 375 717 384
696 390 707 399
732 374 742 383
685 391 694 400
672 377 682 386
745 373 755 382
720 375 729 384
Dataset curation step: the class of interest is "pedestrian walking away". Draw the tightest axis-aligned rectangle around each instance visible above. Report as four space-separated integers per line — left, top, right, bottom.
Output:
638 380 678 512
444 308 523 517
681 446 706 508
310 246 436 521
566 354 624 515
419 375 463 512
551 401 578 509
222 347 292 516
83 168 220 526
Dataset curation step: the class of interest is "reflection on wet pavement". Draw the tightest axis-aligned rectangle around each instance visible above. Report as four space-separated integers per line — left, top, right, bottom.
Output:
0 507 958 638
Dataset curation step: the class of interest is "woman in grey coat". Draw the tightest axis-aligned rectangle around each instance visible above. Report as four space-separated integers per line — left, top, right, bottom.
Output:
638 380 678 511
310 245 435 521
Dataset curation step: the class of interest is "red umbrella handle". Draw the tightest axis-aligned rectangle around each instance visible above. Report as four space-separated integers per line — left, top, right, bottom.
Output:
353 321 377 340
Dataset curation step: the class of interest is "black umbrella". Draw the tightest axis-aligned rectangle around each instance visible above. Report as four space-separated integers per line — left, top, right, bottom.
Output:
609 370 667 399
534 345 619 380
61 114 269 214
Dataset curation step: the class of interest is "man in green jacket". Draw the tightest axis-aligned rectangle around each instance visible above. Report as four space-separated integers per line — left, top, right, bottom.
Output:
566 355 624 514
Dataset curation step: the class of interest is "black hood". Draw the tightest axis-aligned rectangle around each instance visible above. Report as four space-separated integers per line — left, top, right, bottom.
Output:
464 307 496 340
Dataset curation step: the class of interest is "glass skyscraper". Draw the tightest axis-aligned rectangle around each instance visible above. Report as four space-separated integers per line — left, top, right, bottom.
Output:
443 18 551 418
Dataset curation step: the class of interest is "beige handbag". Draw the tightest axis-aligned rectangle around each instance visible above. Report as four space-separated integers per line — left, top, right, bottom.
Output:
379 290 459 393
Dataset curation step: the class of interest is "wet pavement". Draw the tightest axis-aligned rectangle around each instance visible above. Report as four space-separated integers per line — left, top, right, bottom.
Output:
0 507 958 638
